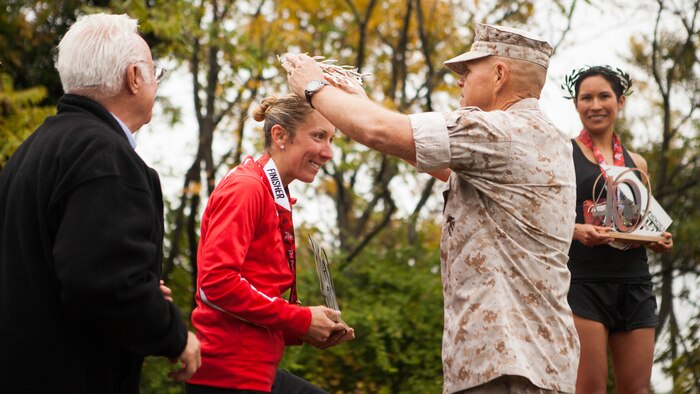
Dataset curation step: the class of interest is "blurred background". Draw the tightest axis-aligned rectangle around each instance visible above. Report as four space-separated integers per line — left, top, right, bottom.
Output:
1 1 698 393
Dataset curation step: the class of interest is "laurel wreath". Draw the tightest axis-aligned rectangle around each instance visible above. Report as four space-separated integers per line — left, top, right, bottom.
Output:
561 65 633 100
278 53 371 86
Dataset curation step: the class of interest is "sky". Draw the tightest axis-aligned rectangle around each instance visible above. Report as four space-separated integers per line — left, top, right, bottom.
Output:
133 2 680 391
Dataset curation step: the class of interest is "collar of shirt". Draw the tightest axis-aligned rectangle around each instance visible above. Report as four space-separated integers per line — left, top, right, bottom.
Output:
110 113 137 149
506 97 539 111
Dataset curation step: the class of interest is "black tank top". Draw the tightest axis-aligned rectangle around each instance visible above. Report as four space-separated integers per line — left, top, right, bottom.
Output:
568 139 650 283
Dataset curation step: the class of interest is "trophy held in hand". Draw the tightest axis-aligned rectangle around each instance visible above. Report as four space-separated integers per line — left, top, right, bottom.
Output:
587 165 672 249
308 235 340 311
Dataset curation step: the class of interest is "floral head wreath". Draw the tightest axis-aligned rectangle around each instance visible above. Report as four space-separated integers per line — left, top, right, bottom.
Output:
278 53 371 86
561 65 633 100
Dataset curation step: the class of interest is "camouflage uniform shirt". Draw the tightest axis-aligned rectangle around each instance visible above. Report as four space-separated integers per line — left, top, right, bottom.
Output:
409 98 579 393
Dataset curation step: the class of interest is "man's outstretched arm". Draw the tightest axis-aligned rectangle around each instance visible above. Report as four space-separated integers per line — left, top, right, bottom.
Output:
285 53 416 163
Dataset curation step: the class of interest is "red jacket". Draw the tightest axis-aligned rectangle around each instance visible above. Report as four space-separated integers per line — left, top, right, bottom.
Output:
188 155 311 391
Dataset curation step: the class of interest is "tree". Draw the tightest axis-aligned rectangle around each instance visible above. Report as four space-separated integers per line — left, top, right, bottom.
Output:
0 73 54 169
0 0 112 105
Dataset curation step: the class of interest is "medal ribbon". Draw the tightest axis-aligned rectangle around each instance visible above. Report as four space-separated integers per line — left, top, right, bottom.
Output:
579 129 626 228
578 129 625 174
257 154 298 304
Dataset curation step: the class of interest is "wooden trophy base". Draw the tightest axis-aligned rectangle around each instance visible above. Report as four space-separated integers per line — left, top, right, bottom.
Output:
607 231 666 243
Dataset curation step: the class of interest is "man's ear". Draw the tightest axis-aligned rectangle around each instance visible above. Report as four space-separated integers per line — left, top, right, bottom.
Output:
125 64 142 95
494 62 509 92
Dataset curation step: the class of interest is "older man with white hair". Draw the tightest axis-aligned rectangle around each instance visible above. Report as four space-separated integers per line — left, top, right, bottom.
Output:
0 13 200 393
285 23 579 393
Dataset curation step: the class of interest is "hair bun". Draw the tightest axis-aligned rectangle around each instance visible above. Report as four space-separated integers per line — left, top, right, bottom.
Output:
252 96 279 122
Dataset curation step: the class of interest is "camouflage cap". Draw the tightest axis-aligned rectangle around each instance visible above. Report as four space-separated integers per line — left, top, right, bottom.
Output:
444 23 552 75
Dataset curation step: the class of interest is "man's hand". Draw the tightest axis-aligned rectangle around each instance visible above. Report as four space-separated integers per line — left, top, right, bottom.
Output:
159 280 173 302
283 54 327 100
327 78 369 101
647 231 673 253
574 223 614 246
169 331 201 382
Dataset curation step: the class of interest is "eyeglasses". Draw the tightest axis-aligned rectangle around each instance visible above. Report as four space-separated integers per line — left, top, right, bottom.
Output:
137 60 167 84
154 65 167 84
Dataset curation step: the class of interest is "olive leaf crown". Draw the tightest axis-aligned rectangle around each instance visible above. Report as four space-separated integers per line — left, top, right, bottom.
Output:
561 65 633 100
277 54 371 86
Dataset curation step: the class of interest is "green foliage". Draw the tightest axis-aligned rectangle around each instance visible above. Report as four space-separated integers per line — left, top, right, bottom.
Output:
142 196 199 394
0 0 112 104
0 73 54 168
664 323 700 394
141 357 186 394
281 220 444 394
140 262 196 394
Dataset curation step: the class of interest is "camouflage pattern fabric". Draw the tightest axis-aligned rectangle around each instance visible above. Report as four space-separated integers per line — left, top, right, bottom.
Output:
410 98 579 393
444 23 553 75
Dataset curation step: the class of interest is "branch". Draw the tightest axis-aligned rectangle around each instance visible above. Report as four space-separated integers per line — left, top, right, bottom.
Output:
357 0 379 70
669 101 699 138
187 191 201 310
660 174 700 206
550 0 578 55
253 0 266 17
212 79 248 126
163 160 202 279
353 155 394 236
656 252 674 340
397 0 413 108
651 0 668 99
332 154 351 250
490 0 529 25
162 192 187 279
192 39 204 125
408 176 437 244
341 0 360 23
414 0 435 110
343 198 397 264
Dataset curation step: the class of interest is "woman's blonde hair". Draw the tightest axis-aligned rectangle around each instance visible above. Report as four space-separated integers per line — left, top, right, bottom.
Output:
252 95 314 149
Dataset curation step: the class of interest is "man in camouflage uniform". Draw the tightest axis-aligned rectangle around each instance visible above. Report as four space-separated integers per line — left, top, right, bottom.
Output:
284 23 579 393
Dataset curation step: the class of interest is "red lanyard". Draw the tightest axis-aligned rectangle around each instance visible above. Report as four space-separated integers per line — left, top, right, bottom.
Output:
256 154 298 304
578 129 625 176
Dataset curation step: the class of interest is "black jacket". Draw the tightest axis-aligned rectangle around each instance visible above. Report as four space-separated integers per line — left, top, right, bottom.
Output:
0 94 187 393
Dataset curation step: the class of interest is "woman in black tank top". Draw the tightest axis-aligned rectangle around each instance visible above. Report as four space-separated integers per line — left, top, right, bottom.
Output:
563 66 673 393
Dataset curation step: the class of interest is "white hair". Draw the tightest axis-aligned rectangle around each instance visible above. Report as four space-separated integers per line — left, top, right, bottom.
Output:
56 13 152 98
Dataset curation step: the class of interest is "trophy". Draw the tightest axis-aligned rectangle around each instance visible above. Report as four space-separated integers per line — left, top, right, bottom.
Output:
308 235 339 311
587 165 672 245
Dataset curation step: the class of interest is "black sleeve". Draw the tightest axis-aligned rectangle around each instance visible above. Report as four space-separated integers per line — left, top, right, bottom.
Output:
52 175 187 359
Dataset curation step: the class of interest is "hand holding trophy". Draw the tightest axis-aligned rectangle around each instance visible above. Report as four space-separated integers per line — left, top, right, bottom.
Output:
586 164 672 249
308 234 339 311
306 235 355 348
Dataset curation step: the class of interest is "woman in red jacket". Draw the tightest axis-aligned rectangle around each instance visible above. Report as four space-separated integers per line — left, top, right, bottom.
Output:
187 94 354 394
